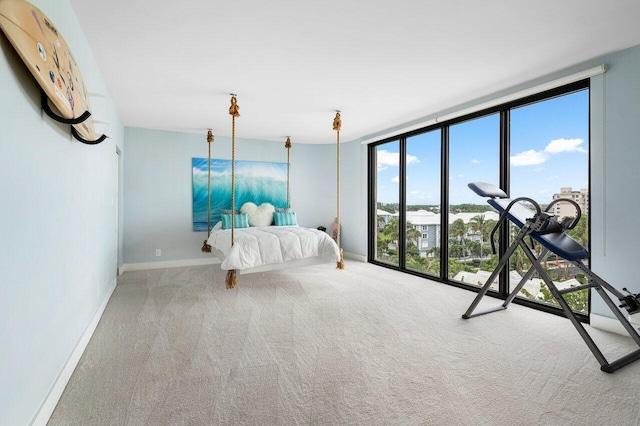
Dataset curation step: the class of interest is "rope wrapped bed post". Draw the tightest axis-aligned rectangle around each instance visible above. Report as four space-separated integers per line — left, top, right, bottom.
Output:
226 95 240 289
333 111 345 270
285 137 292 209
201 129 214 253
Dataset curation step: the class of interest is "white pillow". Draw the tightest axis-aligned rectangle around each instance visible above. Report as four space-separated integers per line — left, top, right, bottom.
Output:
212 221 222 231
240 202 275 227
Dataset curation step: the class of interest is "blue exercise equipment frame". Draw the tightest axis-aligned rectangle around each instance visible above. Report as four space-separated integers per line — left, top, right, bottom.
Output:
462 182 640 373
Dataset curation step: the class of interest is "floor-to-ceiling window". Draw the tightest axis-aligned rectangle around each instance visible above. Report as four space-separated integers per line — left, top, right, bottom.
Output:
448 114 500 286
368 79 590 317
373 140 401 266
405 130 441 277
509 89 590 313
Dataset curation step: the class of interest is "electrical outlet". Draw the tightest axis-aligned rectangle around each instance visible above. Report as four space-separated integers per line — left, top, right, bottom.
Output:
156 249 161 257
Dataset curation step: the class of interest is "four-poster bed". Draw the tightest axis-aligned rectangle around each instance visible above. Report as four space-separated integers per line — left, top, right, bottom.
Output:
202 95 344 288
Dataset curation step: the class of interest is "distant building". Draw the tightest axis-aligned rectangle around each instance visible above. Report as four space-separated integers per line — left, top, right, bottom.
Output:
377 209 393 229
551 187 589 218
379 210 500 257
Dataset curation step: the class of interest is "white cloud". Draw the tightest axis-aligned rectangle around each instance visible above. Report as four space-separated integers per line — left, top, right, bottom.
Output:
510 149 549 166
533 167 545 172
458 174 464 178
471 159 481 164
544 138 586 154
377 150 419 170
410 190 420 194
539 189 548 194
407 154 420 165
391 176 400 183
511 138 586 168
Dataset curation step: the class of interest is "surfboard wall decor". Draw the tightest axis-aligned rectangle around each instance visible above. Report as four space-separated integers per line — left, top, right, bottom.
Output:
0 0 106 144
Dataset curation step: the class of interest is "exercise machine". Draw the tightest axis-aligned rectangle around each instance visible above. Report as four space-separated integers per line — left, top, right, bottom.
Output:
461 182 640 373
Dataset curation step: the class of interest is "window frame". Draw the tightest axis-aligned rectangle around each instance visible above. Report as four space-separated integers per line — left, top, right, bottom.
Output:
367 79 590 321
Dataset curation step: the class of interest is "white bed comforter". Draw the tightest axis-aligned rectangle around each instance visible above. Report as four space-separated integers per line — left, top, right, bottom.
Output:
207 226 340 271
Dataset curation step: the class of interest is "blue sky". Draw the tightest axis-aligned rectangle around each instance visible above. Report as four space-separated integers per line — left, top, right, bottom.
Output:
377 89 589 206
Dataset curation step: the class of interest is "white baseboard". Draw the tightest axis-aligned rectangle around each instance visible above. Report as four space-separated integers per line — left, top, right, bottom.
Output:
123 257 219 272
344 252 367 262
123 253 365 273
31 277 118 426
590 312 640 336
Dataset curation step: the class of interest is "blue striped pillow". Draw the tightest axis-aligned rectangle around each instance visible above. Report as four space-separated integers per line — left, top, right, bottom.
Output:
221 213 249 229
273 211 297 226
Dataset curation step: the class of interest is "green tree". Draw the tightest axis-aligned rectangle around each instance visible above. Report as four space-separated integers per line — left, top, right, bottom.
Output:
449 219 467 258
406 221 421 249
566 214 588 246
448 239 465 259
520 284 588 313
469 214 488 258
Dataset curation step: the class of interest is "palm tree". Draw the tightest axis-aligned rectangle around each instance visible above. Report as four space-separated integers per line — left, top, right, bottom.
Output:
406 221 421 250
469 214 487 258
449 218 467 257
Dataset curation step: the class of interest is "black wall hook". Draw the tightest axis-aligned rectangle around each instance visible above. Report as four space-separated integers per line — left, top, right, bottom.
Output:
71 127 108 145
41 90 91 124
41 90 108 144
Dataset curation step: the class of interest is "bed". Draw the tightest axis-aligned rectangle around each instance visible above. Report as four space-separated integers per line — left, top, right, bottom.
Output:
206 225 341 274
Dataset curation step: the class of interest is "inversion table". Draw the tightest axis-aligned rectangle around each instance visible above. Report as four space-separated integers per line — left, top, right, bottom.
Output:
462 182 640 373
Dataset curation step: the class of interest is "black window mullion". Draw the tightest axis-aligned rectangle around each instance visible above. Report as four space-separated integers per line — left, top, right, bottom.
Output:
398 138 407 269
367 145 376 261
441 127 450 281
499 108 510 296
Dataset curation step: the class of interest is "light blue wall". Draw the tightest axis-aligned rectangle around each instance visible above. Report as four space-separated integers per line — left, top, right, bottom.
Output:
339 139 368 257
124 127 354 264
0 1 124 424
589 44 640 318
124 127 369 265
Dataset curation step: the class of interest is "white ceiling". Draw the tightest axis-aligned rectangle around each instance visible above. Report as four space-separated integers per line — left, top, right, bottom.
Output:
70 0 640 144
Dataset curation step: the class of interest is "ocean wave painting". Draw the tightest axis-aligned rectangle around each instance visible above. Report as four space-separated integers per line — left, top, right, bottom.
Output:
193 158 288 232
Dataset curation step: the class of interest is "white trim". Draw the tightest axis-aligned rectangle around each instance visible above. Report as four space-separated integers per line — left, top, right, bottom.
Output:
344 251 367 262
123 257 219 272
31 277 118 426
590 312 640 336
237 254 337 274
360 65 605 145
122 253 366 273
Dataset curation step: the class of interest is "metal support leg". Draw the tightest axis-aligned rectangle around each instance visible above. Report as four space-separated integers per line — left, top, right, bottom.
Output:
520 249 610 368
462 226 531 319
502 247 550 307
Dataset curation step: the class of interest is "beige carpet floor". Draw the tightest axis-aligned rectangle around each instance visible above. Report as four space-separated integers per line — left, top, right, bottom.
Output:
49 261 640 425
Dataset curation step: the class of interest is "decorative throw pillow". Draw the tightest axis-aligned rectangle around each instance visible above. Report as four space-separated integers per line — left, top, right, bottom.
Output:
273 211 297 226
221 213 249 229
240 202 275 227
